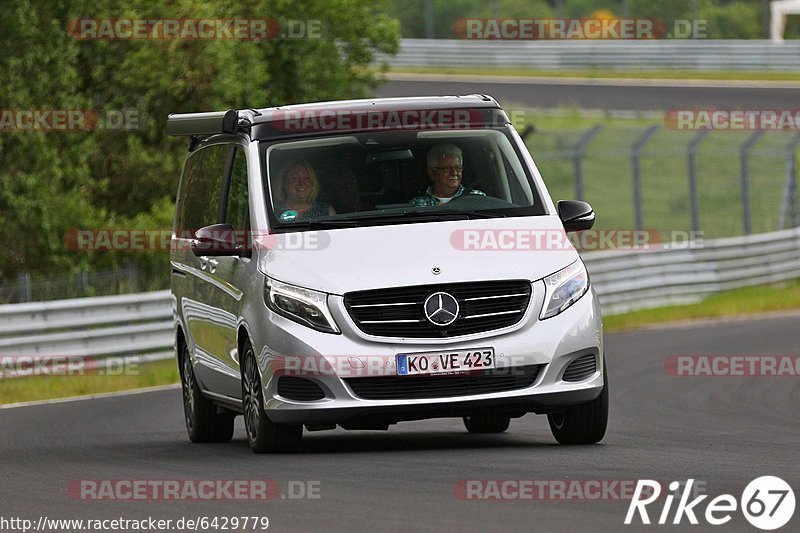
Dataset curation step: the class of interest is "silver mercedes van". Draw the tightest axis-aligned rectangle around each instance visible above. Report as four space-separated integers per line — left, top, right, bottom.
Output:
167 95 607 453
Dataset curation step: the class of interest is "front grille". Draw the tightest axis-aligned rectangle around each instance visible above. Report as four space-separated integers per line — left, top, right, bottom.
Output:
562 354 597 382
344 280 532 338
344 365 541 400
277 377 325 401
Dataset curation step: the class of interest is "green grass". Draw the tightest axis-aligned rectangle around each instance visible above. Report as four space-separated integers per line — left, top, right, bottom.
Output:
390 66 800 82
603 279 800 332
0 358 179 406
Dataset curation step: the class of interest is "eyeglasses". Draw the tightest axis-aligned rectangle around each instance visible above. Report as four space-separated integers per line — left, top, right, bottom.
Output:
433 166 463 174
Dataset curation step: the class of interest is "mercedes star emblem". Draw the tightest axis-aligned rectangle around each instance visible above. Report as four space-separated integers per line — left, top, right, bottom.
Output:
423 292 460 326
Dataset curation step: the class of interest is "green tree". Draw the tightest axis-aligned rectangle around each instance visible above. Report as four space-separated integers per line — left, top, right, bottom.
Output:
0 0 399 282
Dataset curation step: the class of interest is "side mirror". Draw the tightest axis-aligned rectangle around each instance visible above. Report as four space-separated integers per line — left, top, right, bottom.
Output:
191 223 244 256
557 200 595 233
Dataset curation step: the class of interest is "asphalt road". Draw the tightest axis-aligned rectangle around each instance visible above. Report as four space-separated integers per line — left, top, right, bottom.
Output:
1 313 799 532
378 75 800 111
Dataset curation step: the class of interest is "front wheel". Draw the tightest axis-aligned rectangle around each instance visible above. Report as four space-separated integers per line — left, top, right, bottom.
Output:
547 366 608 445
241 342 302 453
180 345 235 443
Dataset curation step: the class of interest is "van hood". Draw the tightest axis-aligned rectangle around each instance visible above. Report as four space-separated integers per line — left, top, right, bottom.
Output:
257 216 579 295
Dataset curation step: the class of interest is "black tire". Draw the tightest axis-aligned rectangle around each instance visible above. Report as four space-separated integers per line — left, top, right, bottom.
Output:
547 365 608 445
241 342 302 453
180 344 235 443
463 415 511 433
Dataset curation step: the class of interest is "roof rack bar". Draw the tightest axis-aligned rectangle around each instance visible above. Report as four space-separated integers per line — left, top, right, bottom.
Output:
166 109 238 136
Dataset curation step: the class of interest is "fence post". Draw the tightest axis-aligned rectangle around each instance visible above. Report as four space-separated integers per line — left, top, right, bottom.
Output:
779 132 800 229
687 130 710 234
739 131 764 235
631 125 660 231
18 273 32 303
127 262 139 293
79 270 89 296
573 125 603 201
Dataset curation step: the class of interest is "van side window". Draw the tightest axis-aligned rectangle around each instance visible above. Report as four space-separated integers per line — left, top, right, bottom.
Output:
177 144 229 231
225 147 249 231
175 149 202 232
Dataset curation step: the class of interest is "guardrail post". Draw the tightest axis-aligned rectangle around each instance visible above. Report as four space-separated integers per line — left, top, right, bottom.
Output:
779 133 800 229
572 125 603 201
687 130 710 234
18 273 32 303
631 125 659 231
739 131 764 235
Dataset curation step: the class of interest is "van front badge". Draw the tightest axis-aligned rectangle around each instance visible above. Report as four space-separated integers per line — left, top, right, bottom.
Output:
423 292 459 326
431 267 441 275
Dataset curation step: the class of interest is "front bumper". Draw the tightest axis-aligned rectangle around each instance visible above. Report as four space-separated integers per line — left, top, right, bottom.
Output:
250 280 604 426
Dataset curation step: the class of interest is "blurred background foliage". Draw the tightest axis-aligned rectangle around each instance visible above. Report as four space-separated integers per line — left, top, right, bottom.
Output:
0 0 399 283
0 0 793 289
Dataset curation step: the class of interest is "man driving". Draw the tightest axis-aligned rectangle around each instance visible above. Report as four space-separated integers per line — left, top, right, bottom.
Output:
410 143 486 206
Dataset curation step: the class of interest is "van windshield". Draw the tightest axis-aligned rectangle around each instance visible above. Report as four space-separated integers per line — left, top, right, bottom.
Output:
261 128 546 230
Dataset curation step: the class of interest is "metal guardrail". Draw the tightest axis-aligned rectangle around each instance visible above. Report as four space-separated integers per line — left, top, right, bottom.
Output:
584 227 800 313
0 291 173 377
386 39 800 71
1 227 799 373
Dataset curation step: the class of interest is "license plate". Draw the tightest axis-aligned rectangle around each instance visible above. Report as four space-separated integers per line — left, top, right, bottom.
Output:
396 348 495 376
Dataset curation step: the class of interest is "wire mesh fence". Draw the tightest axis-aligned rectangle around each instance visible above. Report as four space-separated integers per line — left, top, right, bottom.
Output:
525 124 798 240
0 263 170 304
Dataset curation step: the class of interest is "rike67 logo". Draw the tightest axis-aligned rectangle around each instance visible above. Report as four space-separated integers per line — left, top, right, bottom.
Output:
625 477 795 530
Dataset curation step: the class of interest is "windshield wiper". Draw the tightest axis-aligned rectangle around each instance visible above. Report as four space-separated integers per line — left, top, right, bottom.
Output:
275 209 506 229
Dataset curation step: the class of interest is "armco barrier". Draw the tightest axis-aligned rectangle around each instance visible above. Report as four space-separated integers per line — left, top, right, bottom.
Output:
1 228 798 373
0 291 174 377
584 227 800 313
385 39 800 72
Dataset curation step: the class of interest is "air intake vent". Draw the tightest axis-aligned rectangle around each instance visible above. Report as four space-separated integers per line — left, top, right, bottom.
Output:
277 377 325 401
344 365 541 400
562 354 597 382
344 280 531 338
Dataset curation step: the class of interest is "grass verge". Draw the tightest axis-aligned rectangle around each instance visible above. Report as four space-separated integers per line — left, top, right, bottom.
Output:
0 358 179 406
603 279 800 332
2 281 798 405
389 66 800 82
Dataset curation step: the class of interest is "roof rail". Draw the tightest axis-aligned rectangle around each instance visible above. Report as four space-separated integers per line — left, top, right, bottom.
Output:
166 109 239 137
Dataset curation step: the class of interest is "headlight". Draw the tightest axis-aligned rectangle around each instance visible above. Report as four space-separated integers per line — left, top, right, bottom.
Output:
539 259 589 320
264 278 340 334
